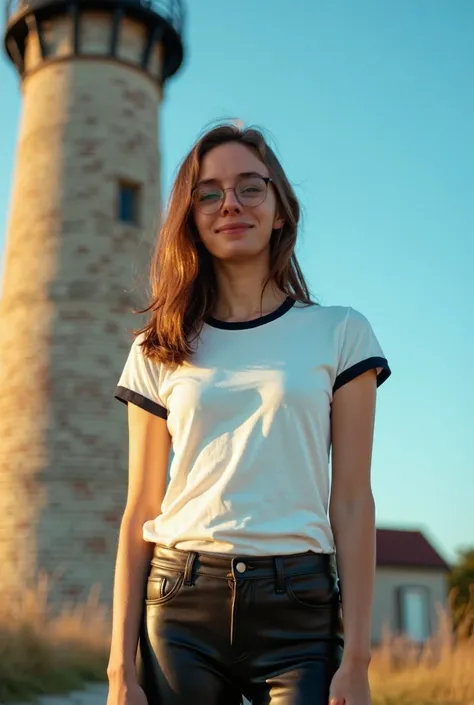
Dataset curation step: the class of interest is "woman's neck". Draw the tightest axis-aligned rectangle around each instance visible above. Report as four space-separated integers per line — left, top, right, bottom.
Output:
211 284 287 323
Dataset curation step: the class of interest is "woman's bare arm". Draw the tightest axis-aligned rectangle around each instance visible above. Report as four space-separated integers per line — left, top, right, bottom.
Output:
107 403 171 682
329 368 378 665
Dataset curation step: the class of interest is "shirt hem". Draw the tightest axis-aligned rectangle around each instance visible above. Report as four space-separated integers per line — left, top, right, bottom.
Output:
114 386 168 419
333 356 391 393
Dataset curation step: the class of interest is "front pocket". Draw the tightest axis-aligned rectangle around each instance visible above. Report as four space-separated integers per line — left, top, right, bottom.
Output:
145 570 184 606
285 570 339 610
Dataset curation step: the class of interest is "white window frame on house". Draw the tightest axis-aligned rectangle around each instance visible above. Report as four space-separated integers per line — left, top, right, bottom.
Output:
396 585 432 643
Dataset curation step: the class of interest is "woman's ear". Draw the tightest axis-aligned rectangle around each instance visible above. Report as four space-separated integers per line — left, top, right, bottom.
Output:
273 213 285 230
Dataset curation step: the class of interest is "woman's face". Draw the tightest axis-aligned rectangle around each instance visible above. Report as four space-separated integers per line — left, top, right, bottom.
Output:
192 142 283 262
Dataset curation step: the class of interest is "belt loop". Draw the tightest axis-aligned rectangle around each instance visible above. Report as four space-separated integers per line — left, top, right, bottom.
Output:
274 557 285 593
184 551 197 586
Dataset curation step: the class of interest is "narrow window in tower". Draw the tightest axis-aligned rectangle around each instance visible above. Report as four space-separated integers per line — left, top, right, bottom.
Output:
117 181 141 225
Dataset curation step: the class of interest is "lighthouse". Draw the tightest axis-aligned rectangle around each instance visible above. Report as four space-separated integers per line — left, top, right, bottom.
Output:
0 0 184 607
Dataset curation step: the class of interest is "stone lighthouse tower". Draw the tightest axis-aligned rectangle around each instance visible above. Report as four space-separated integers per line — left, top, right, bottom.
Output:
0 0 184 607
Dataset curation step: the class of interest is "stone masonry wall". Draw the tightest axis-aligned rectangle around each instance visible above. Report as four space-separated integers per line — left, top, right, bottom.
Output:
0 20 162 608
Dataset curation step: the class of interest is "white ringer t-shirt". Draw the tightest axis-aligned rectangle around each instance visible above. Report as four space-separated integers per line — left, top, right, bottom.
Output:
115 299 391 556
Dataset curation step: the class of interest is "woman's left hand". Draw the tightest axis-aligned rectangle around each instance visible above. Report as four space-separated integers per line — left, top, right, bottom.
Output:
329 660 372 705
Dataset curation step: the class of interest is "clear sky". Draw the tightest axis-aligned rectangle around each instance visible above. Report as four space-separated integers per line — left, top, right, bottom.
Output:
0 0 473 564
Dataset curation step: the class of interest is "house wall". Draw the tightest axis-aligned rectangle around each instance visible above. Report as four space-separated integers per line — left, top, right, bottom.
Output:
371 567 449 645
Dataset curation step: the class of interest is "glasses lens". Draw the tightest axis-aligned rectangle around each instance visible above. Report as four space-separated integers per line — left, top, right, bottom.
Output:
194 185 223 213
236 176 267 207
193 176 268 213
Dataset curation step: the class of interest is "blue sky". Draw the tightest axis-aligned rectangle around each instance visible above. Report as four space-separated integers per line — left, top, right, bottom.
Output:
0 0 473 564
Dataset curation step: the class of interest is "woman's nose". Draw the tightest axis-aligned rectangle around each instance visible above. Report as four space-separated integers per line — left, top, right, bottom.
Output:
221 188 242 213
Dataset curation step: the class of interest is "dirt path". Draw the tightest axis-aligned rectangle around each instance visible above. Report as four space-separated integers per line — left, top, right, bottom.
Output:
8 685 110 705
13 684 250 705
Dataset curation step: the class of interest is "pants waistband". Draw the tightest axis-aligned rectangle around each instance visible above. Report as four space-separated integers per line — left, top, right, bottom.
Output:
150 543 337 592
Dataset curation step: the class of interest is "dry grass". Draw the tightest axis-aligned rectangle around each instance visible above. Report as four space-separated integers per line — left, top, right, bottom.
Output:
0 574 110 703
0 577 473 704
369 599 474 705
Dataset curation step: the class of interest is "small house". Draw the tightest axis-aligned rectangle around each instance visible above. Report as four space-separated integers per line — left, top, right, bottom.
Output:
372 528 451 645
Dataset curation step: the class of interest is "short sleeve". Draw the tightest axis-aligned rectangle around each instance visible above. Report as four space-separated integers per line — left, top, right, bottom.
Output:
114 334 168 419
333 307 391 393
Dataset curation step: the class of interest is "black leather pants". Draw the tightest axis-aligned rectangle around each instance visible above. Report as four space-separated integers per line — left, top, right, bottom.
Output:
136 544 344 704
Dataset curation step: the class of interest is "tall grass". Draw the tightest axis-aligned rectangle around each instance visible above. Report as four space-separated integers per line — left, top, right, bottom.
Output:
0 574 110 703
0 577 473 704
370 590 474 705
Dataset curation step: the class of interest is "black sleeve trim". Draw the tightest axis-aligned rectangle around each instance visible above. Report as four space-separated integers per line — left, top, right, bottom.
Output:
114 386 168 420
333 356 391 394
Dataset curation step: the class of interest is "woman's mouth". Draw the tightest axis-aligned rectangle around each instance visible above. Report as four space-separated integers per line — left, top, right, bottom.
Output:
216 224 253 235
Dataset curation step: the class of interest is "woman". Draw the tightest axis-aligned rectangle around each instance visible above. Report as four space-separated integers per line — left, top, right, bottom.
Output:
107 123 391 705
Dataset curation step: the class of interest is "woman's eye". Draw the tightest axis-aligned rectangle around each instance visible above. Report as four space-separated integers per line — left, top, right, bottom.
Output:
199 192 221 202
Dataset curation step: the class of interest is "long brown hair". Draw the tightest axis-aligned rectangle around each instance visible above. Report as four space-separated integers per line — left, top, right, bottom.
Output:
135 122 316 364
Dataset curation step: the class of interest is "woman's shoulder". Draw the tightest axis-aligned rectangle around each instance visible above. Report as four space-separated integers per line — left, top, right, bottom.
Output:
292 302 378 342
293 300 353 324
296 300 372 319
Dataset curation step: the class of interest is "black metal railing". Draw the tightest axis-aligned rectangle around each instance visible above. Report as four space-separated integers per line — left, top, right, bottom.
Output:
5 0 184 34
139 0 184 33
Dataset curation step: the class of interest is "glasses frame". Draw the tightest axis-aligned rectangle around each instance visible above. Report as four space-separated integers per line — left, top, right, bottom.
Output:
192 176 273 214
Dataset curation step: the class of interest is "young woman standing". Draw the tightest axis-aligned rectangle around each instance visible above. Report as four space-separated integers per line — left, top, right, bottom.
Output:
107 123 391 705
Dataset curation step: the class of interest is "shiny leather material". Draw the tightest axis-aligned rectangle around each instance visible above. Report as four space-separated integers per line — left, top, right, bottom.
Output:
136 544 344 704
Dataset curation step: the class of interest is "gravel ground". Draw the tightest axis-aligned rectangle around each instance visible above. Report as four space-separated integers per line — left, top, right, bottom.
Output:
4 685 110 705
9 685 251 705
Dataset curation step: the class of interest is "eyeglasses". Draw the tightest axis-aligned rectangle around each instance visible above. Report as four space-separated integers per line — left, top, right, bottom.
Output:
192 175 272 214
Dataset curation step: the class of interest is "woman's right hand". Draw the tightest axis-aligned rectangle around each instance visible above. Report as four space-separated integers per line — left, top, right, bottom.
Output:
107 679 148 705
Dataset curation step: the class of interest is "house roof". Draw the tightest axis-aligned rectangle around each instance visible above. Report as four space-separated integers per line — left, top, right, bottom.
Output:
376 528 451 571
